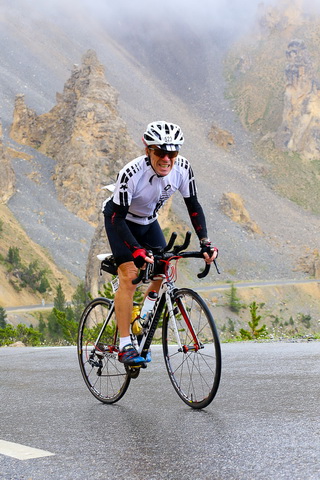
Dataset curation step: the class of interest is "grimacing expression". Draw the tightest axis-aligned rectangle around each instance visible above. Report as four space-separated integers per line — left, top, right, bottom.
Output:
147 147 178 176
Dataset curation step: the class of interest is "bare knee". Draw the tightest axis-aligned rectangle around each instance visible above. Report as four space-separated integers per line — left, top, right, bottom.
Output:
118 261 138 293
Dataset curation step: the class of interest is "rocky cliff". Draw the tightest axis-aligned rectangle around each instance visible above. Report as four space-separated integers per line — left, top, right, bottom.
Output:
8 48 181 295
10 50 140 225
275 39 320 160
0 123 15 204
225 2 320 215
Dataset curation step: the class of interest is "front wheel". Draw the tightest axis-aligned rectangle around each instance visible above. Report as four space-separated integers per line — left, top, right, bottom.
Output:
162 288 221 409
77 297 131 403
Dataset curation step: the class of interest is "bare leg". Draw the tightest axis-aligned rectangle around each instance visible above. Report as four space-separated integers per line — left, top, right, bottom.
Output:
115 263 162 337
115 261 138 338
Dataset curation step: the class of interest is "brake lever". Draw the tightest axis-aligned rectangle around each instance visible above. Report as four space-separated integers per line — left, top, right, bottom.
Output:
132 262 153 285
213 259 221 274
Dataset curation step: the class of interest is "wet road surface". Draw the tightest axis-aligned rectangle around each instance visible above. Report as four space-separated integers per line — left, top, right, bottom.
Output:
0 342 319 480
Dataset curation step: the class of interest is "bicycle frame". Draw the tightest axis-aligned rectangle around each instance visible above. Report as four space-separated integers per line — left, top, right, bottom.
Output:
78 231 222 407
133 269 201 357
89 251 211 359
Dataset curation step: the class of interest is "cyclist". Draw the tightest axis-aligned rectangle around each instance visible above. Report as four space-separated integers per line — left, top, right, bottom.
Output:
103 121 218 366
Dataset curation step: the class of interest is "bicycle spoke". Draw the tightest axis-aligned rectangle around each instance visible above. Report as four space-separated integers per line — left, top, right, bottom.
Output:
77 298 131 403
163 288 221 409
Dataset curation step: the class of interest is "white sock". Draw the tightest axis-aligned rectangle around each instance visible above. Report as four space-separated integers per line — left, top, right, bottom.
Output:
119 336 132 351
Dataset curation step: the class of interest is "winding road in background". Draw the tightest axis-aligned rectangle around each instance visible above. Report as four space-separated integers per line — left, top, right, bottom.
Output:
5 278 319 313
6 303 54 313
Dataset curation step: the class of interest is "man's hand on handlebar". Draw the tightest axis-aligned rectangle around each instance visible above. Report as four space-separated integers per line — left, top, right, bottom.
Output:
130 232 220 283
200 238 218 265
132 247 154 268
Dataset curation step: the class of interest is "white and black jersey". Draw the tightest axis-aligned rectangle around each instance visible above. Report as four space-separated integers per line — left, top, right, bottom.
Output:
103 154 208 253
107 155 196 225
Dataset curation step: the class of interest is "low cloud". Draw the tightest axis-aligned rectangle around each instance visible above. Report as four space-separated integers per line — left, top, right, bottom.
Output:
3 0 313 43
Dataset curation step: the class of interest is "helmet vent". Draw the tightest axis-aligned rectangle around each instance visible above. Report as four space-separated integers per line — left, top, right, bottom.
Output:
151 129 161 140
143 121 184 148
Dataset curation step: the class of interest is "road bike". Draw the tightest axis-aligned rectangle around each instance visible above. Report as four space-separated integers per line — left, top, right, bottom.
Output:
77 231 222 409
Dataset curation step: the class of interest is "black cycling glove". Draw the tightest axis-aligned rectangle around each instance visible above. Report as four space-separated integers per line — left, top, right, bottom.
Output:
132 248 148 268
200 238 218 258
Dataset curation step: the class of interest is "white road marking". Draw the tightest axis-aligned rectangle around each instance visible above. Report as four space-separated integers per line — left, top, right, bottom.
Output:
0 440 55 460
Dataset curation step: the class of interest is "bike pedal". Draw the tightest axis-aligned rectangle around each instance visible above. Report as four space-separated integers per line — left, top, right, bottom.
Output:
131 363 147 369
126 363 146 379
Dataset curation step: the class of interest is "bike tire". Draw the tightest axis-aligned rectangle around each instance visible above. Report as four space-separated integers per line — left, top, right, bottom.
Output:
77 297 131 403
162 288 221 409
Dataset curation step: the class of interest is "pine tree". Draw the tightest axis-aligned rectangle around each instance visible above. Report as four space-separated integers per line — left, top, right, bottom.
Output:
72 282 89 322
47 310 63 341
226 283 243 313
0 306 7 328
7 246 21 267
38 313 46 335
53 308 78 344
240 301 268 340
54 283 66 312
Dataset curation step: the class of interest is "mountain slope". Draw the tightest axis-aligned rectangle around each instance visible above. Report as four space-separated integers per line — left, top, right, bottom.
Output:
0 0 319 295
0 204 75 306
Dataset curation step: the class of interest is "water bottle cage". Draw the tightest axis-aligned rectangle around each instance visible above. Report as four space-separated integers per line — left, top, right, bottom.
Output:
141 312 152 329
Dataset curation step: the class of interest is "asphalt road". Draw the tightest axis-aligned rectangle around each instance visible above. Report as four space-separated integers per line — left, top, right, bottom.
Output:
0 342 319 480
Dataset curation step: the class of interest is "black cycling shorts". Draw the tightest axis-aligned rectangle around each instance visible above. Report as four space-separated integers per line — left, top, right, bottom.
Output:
104 217 167 267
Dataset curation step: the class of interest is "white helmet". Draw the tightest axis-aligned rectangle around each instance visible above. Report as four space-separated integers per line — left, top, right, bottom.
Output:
143 121 184 151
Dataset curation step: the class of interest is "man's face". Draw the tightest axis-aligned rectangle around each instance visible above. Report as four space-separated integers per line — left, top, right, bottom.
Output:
147 146 179 176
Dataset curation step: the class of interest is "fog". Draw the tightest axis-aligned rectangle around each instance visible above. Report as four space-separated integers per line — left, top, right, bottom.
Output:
3 0 319 44
1 0 320 127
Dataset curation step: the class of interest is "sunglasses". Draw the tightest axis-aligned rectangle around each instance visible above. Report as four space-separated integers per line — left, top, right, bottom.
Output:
149 148 179 159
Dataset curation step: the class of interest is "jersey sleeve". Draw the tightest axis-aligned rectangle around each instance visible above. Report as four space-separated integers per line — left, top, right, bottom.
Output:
177 157 197 198
184 195 208 241
112 168 134 208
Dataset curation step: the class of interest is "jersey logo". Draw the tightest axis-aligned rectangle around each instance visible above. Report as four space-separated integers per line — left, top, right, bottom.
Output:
164 184 171 191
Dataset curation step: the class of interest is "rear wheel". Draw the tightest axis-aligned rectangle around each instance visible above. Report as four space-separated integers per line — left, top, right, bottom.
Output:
77 297 131 403
162 288 221 409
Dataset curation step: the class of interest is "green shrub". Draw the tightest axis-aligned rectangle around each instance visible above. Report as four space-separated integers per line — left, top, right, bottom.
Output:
52 308 78 344
298 313 312 329
239 301 268 340
0 323 41 346
7 246 21 267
